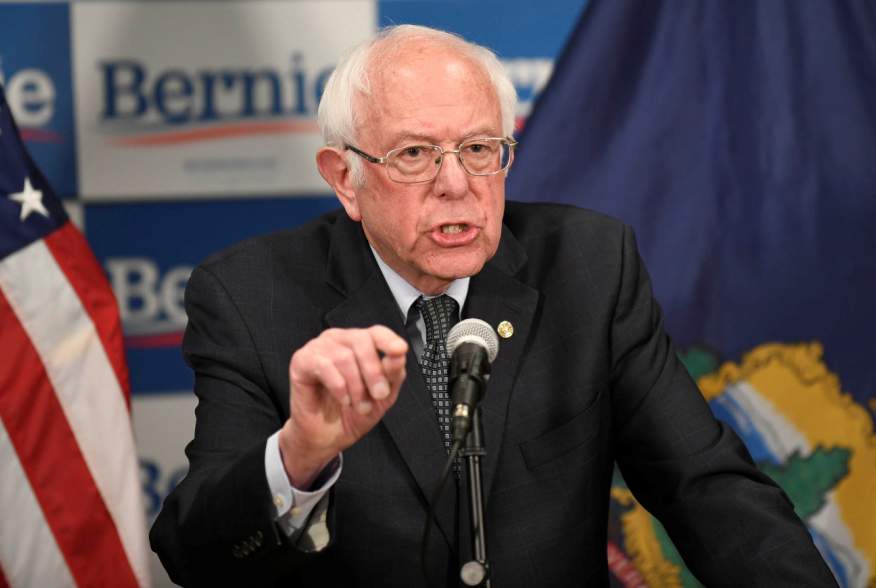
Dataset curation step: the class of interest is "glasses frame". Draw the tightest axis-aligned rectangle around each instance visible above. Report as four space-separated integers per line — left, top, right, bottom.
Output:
344 137 518 184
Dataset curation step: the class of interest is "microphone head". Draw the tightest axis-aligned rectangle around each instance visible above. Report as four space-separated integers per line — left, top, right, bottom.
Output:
446 318 499 363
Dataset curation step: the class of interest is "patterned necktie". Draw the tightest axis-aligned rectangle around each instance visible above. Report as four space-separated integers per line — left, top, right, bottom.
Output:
415 294 459 452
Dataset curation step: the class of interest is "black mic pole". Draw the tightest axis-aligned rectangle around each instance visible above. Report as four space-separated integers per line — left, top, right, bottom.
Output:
450 342 492 587
460 407 491 587
447 319 499 587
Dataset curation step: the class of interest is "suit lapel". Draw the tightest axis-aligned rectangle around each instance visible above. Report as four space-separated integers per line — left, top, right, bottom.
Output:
322 216 538 544
323 216 459 547
462 226 538 502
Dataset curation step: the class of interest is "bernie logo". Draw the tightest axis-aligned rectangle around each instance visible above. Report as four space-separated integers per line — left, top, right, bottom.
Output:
98 53 330 147
0 62 61 143
607 343 875 588
105 257 192 349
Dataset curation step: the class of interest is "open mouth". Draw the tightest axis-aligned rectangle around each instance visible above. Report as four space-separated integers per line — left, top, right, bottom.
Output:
440 224 468 234
432 223 478 246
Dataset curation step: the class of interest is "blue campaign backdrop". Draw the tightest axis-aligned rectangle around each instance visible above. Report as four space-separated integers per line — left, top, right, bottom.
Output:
85 197 341 393
379 1 586 58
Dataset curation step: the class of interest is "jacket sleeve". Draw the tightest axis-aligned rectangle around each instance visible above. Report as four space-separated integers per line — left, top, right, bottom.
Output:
148 264 333 587
609 225 837 587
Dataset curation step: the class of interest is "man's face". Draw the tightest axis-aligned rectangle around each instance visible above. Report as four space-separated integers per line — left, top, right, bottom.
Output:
342 44 506 295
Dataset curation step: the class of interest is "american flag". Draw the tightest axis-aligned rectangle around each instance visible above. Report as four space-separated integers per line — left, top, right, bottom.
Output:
0 85 149 586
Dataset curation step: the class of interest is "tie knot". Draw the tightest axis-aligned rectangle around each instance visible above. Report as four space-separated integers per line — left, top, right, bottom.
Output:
415 295 459 344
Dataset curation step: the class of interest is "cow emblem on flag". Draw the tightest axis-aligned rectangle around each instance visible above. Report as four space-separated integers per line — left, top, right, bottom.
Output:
608 343 876 588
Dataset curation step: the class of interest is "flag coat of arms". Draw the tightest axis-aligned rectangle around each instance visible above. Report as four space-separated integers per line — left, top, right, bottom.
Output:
0 84 149 586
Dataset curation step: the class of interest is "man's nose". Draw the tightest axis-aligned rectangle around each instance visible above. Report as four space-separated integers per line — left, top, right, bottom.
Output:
433 151 469 198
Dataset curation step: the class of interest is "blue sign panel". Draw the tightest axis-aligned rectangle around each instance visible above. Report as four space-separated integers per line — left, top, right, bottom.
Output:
378 0 587 58
85 196 340 394
0 3 77 197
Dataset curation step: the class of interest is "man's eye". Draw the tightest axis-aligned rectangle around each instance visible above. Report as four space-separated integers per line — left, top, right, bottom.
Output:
463 142 494 156
401 146 425 158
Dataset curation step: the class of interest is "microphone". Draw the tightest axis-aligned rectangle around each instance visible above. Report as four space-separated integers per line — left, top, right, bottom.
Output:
446 319 499 442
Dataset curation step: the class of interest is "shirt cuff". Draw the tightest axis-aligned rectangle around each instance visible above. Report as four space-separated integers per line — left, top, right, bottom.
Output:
264 430 342 537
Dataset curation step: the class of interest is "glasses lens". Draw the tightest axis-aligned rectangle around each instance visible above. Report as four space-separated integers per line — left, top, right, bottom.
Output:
387 145 442 182
460 139 510 175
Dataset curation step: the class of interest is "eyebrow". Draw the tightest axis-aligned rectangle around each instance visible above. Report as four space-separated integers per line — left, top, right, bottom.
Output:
392 133 435 145
391 128 502 146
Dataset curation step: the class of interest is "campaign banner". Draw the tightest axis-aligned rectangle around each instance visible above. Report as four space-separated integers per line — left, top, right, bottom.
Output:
72 1 375 199
84 197 342 393
0 3 77 197
131 392 196 586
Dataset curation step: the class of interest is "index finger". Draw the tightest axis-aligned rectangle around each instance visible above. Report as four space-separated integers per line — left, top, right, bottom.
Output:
367 325 409 358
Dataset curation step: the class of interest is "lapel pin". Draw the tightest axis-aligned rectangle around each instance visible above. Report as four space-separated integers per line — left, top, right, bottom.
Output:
497 320 514 339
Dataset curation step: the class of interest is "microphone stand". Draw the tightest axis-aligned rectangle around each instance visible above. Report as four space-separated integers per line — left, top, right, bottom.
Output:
460 408 491 587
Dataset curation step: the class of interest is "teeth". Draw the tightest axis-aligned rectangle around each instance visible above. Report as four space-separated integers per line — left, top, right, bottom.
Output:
441 224 465 234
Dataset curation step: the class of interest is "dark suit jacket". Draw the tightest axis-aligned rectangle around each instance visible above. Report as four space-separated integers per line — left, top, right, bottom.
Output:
150 202 836 587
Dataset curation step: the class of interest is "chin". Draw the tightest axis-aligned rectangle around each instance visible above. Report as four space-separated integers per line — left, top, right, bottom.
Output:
415 241 498 286
429 256 487 282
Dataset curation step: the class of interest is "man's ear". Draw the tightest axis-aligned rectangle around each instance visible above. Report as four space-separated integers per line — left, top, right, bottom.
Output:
316 147 361 221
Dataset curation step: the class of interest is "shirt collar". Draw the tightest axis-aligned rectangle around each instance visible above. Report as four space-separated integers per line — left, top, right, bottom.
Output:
370 245 469 320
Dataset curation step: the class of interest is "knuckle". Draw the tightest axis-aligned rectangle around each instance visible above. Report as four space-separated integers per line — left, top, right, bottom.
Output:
360 361 383 382
323 378 347 396
314 354 334 370
350 329 374 348
346 371 365 391
322 327 342 339
333 346 356 365
368 324 391 338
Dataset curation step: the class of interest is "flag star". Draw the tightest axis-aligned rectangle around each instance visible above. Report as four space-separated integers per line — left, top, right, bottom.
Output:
9 177 50 221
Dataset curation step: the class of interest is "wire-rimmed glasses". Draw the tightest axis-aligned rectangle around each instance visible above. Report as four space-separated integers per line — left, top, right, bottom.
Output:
345 137 517 183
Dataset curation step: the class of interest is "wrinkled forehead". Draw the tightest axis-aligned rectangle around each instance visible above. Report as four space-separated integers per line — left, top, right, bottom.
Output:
355 39 499 137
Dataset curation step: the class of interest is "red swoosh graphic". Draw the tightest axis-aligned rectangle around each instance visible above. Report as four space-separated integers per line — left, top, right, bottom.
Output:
124 331 184 349
110 119 320 147
514 116 527 133
22 128 64 143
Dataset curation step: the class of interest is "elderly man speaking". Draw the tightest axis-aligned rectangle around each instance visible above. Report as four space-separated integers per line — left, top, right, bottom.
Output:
150 25 836 588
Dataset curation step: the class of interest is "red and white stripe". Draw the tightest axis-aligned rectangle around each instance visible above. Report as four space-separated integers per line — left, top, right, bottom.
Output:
0 223 149 587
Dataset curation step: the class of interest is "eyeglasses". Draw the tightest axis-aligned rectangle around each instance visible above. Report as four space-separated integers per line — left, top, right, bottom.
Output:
345 137 518 184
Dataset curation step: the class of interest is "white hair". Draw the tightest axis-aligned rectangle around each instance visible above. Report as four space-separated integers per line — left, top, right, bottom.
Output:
317 25 518 185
